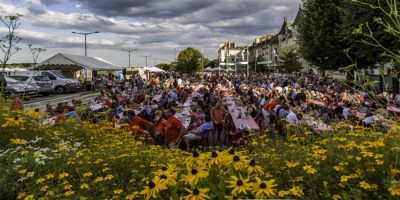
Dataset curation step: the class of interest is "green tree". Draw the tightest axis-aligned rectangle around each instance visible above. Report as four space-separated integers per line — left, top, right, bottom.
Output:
156 63 171 71
297 0 349 71
176 47 202 74
279 47 302 73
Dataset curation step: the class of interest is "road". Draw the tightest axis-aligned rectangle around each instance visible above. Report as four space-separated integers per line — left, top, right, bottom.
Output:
23 90 99 111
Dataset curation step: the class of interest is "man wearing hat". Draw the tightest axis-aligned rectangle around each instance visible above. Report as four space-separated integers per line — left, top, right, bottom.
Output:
164 108 186 148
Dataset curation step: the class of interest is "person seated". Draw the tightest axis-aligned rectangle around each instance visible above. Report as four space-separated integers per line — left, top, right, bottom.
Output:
65 107 78 119
153 110 167 144
55 109 66 125
126 110 154 135
183 115 214 150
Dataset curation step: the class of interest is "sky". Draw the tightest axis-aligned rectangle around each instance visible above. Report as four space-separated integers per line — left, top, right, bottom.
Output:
0 0 301 67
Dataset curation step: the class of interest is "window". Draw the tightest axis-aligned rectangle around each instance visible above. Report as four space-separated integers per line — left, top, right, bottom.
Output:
42 72 56 80
34 76 51 81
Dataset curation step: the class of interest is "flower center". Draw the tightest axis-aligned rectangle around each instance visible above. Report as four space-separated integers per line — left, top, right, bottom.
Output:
148 181 155 189
34 108 39 112
160 175 167 179
193 188 200 195
249 160 255 167
233 156 240 162
14 117 19 120
192 151 199 158
191 168 198 175
229 149 235 155
237 180 243 186
211 152 218 158
161 167 167 171
260 182 267 189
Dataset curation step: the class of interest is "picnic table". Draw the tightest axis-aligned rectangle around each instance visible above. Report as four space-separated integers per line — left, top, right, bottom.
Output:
225 97 260 133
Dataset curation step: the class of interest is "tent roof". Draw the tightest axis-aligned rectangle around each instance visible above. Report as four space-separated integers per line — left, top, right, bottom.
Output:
33 53 122 71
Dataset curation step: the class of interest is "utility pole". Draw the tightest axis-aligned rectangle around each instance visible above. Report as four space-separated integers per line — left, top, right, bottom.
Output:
121 49 138 67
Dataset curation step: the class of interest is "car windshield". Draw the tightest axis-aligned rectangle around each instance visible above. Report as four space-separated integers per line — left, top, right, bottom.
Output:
5 77 19 84
51 71 66 78
34 76 51 81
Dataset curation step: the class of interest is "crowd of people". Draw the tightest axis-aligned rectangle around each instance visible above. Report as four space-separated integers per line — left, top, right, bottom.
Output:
41 71 400 150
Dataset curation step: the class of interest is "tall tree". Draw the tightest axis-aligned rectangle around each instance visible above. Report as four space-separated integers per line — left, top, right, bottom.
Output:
279 47 302 73
176 47 202 74
297 0 349 70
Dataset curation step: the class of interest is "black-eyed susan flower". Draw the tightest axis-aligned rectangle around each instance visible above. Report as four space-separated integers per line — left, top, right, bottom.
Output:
183 188 210 200
185 151 206 167
158 173 177 187
288 186 304 197
251 177 277 198
2 116 25 127
181 167 209 187
230 155 247 171
246 160 264 175
26 108 44 118
139 176 167 200
207 151 222 167
226 174 252 196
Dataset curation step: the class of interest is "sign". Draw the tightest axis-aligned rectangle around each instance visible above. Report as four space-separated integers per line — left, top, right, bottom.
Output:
127 67 139 71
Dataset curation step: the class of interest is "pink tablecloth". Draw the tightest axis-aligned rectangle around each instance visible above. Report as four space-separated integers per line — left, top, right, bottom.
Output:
225 97 260 131
152 95 161 102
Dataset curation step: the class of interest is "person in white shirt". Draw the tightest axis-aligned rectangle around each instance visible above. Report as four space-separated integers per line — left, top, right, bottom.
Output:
286 109 299 124
362 111 381 127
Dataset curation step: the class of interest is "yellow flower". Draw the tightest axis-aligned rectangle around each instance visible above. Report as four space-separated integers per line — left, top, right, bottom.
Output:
26 108 45 118
207 151 222 167
181 167 209 187
278 190 289 197
286 161 299 168
46 173 55 179
23 194 34 200
303 165 317 174
105 174 114 180
17 192 26 199
246 160 264 175
94 176 104 183
183 188 210 200
359 181 371 190
64 190 75 197
18 169 27 174
58 172 69 179
230 155 247 171
332 194 342 200
83 172 93 177
114 189 123 195
35 178 45 184
125 192 139 200
226 174 252 196
389 185 400 196
251 177 277 199
11 138 28 145
80 183 90 190
40 185 49 192
158 173 177 187
288 186 304 197
64 184 73 190
139 176 168 200
185 151 206 167
2 116 26 127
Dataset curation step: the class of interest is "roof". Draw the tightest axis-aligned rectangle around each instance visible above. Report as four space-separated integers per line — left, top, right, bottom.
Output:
33 53 122 71
292 6 303 27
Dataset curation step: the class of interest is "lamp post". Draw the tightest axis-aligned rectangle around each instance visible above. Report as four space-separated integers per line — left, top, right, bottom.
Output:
71 31 99 56
121 49 137 67
141 55 152 67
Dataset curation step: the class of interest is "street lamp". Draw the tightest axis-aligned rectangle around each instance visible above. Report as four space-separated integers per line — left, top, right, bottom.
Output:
121 49 138 67
71 31 99 56
141 55 152 67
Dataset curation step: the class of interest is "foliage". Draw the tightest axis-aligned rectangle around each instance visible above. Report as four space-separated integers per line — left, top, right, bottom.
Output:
297 0 349 70
156 63 171 71
351 0 400 73
278 47 303 73
176 47 202 74
28 44 46 66
0 97 400 199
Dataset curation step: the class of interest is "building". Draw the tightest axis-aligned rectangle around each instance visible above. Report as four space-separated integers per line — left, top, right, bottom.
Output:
217 42 248 72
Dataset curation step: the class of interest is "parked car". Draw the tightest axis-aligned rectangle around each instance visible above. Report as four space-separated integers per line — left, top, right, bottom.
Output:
7 75 54 96
3 76 38 98
8 70 81 94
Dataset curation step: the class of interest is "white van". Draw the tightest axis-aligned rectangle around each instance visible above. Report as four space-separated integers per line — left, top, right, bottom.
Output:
7 70 81 94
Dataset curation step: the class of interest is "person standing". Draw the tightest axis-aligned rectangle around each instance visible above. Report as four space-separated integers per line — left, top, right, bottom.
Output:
210 101 226 145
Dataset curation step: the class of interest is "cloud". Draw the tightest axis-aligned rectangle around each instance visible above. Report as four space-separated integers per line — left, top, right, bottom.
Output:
40 0 63 6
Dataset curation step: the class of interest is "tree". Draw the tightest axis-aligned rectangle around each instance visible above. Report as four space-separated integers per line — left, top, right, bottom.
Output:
279 47 302 73
156 63 171 71
176 47 202 74
297 0 349 71
0 14 22 71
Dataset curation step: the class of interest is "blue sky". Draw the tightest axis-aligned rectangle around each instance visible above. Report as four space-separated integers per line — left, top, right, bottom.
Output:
0 0 301 67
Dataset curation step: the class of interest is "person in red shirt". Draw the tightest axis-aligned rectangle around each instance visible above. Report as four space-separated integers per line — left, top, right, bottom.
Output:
126 110 154 135
164 108 186 149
